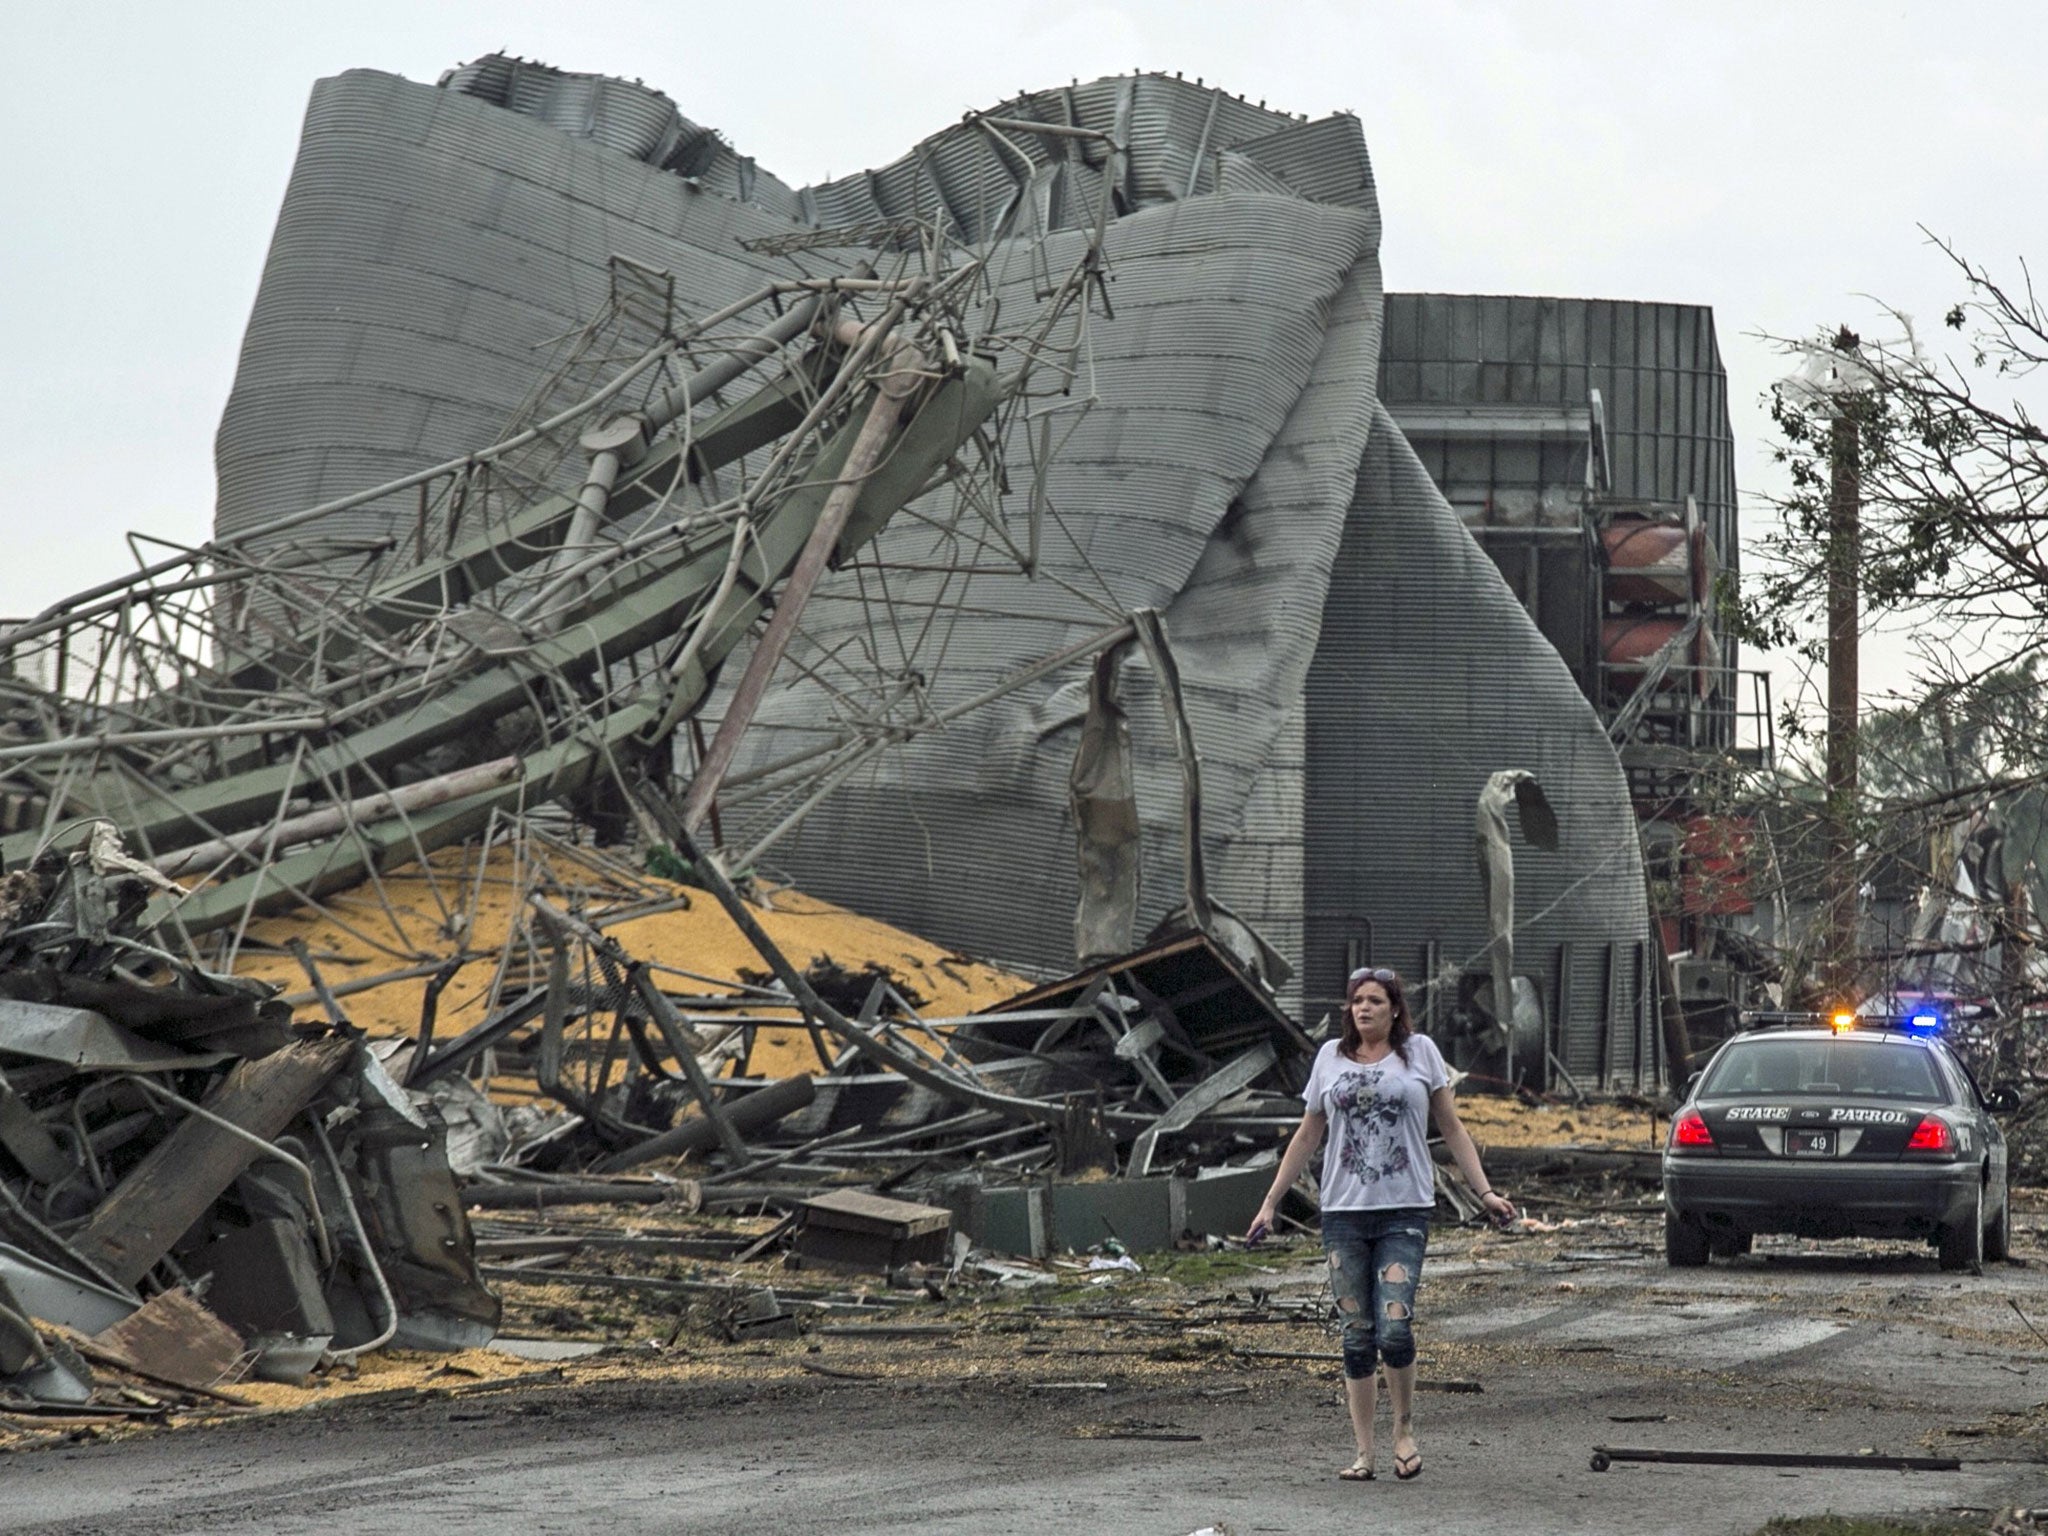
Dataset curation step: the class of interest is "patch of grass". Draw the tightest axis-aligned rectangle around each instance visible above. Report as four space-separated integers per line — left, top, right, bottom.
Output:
1142 1243 1307 1287
1755 1516 1986 1536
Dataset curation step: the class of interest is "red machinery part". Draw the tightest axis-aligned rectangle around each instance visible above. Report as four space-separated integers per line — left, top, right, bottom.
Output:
1601 614 1720 695
1601 516 1716 605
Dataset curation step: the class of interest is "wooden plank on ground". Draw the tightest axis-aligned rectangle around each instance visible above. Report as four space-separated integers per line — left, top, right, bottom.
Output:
801 1189 952 1238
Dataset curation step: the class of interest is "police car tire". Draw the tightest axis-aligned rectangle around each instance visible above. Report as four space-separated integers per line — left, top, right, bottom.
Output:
1937 1184 1983 1273
1985 1187 2011 1263
1665 1209 1710 1267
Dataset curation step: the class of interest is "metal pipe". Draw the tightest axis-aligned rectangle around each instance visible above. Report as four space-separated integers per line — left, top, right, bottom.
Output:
499 494 748 633
733 748 873 871
969 118 1040 184
0 715 332 761
652 515 755 739
0 1179 133 1297
698 1124 867 1185
0 281 893 649
152 756 520 877
541 296 828 624
306 1115 400 1365
969 114 1119 145
2 344 676 648
638 293 825 440
539 424 640 627
679 305 924 832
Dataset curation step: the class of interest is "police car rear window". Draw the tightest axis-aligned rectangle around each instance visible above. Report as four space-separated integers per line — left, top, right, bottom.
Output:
1700 1039 1946 1102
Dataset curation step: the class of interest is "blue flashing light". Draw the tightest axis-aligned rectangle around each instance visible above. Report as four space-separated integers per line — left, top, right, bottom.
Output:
1906 1010 1941 1033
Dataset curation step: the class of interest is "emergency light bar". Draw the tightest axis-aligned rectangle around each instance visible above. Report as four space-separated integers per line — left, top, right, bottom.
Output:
1737 1009 1944 1035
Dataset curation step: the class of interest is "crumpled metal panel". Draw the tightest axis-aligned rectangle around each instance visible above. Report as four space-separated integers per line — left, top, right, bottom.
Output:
211 65 1648 1067
0 999 229 1073
1303 402 1652 1081
440 53 800 215
1232 115 1382 208
715 182 1384 985
213 67 808 562
794 75 1366 243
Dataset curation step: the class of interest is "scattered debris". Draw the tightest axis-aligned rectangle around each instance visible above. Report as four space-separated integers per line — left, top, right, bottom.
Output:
91 1290 243 1392
1587 1445 1962 1473
0 841 495 1411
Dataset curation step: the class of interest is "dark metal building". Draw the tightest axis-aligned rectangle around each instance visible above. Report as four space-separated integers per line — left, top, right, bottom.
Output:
1375 294 1766 786
1381 295 1737 561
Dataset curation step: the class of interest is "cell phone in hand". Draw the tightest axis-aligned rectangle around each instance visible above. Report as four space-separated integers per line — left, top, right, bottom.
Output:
1246 1218 1271 1247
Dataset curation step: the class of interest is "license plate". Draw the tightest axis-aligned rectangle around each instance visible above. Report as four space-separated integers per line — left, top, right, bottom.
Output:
1788 1129 1835 1155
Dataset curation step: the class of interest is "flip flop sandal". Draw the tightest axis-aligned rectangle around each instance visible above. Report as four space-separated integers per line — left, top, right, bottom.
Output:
1393 1448 1423 1481
1339 1456 1376 1481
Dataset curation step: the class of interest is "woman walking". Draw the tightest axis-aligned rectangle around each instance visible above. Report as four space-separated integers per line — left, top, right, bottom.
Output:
1248 966 1515 1482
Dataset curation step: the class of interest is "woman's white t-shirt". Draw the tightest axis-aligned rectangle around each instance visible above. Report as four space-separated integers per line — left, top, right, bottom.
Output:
1300 1033 1450 1211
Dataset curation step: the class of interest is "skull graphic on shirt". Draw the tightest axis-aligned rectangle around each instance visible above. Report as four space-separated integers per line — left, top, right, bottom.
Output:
1330 1066 1412 1184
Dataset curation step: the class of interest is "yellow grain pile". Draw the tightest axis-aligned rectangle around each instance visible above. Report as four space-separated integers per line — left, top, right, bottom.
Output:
1453 1091 1660 1149
225 840 1026 1083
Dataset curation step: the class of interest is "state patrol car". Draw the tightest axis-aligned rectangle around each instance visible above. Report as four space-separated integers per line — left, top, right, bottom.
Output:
1662 1014 2019 1271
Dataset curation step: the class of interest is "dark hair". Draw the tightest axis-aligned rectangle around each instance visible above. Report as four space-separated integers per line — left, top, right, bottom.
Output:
1341 967 1414 1065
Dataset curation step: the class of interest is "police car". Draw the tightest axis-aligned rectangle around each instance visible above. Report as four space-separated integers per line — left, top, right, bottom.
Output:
1662 1011 2019 1270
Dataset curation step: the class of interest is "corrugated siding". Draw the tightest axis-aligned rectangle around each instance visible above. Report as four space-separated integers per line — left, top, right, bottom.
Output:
216 66 1384 993
1212 696 1308 1017
1379 294 1737 572
794 76 1362 243
217 69 1375 566
211 66 1656 1081
715 184 1385 980
440 54 801 216
1303 401 1653 1083
214 68 808 560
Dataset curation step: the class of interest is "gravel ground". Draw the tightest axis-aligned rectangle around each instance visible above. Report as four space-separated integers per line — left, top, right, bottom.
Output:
4 1199 2044 1535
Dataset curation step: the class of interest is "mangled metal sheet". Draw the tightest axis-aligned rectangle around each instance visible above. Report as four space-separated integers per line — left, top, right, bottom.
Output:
188 56 1654 1083
0 1000 229 1073
0 847 499 1401
214 63 809 560
714 81 1385 991
206 62 1385 1012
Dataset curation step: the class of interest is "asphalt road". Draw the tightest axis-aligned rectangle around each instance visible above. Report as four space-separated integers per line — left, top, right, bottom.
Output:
4 1233 2045 1535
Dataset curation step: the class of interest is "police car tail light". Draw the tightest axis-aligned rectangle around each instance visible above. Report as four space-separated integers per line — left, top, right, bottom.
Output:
1672 1111 1714 1148
1904 1117 1955 1153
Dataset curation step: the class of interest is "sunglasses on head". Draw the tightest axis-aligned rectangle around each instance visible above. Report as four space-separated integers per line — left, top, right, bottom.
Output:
1348 967 1399 987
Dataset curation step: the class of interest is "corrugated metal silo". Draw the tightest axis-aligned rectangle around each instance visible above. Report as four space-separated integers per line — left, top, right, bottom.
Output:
1304 402 1658 1087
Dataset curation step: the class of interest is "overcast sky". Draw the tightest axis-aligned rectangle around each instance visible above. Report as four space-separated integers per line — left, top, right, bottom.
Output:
6 0 2045 714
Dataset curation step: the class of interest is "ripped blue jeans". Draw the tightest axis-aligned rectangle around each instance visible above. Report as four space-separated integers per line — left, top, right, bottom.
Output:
1321 1207 1430 1379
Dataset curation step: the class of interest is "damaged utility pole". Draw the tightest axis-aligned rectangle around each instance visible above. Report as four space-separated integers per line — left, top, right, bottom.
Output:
1822 326 1863 1006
